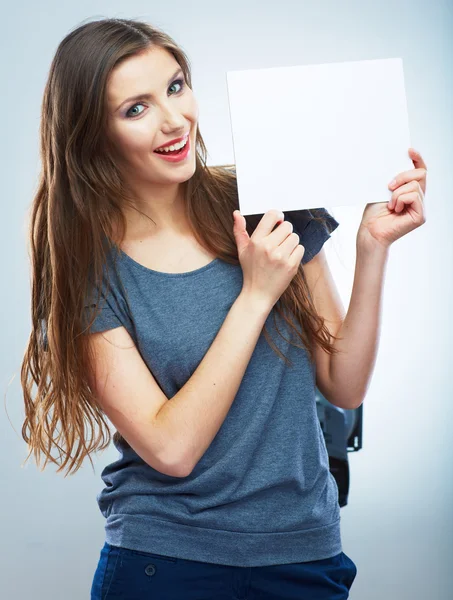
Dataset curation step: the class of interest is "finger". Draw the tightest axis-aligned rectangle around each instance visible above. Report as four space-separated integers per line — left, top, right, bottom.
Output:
408 148 427 171
388 167 426 191
389 180 424 210
268 219 294 247
394 191 422 214
397 191 426 225
252 209 285 240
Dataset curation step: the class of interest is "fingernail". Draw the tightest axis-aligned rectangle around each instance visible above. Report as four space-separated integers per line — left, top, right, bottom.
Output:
388 179 396 189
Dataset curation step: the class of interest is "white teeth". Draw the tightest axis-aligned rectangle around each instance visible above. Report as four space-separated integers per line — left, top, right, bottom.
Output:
155 135 188 153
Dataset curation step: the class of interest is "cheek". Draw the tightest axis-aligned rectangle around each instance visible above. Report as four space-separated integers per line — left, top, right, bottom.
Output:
184 90 199 121
191 96 199 115
116 126 155 153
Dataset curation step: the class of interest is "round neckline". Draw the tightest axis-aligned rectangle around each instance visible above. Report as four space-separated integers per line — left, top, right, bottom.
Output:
116 246 221 278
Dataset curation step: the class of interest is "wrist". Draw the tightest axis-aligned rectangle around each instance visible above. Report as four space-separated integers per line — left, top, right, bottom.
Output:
356 241 390 268
237 289 273 317
356 233 391 259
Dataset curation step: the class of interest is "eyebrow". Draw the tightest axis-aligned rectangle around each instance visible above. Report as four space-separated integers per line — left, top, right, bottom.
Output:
114 67 184 112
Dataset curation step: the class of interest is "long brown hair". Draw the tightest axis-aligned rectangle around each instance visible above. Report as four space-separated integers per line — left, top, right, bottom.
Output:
20 17 342 477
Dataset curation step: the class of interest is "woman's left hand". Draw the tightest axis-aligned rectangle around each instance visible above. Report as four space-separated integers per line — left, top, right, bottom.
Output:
357 148 427 252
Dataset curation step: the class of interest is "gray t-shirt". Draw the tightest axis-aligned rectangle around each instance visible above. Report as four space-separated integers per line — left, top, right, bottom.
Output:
84 206 341 567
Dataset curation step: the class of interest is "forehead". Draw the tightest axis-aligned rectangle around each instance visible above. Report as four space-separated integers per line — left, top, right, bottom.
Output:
107 46 179 106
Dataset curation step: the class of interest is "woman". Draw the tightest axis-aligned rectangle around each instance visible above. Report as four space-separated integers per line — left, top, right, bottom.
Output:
21 17 427 600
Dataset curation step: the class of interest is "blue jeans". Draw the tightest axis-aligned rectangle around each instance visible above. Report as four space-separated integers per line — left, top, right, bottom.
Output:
91 541 357 599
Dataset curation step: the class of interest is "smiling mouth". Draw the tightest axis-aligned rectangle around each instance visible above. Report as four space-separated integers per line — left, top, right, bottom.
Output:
155 143 187 156
153 132 190 154
153 134 191 161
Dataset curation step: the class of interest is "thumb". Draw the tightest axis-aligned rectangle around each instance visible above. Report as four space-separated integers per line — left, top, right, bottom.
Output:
233 210 249 253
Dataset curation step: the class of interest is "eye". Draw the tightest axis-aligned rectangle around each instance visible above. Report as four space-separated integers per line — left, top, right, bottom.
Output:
169 78 185 95
125 78 186 119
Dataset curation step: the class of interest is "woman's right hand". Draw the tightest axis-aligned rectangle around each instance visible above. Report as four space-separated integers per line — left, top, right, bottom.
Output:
232 209 305 310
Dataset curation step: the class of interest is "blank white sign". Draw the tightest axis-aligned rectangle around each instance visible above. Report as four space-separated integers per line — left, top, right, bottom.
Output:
226 57 413 215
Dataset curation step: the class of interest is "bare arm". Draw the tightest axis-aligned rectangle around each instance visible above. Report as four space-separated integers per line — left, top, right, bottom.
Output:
154 290 271 476
88 209 295 478
328 244 389 409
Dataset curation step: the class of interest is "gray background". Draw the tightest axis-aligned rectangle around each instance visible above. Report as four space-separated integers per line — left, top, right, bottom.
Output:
1 1 452 598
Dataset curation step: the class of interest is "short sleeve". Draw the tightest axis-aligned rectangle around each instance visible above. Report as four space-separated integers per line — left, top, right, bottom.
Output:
38 298 121 353
285 208 339 265
38 255 135 351
39 291 132 352
82 255 137 339
83 291 123 335
39 298 124 352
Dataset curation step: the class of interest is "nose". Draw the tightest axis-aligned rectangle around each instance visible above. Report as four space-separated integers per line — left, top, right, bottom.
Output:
159 104 186 129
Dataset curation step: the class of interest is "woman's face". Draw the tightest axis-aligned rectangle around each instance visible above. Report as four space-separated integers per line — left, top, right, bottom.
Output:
105 46 199 187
